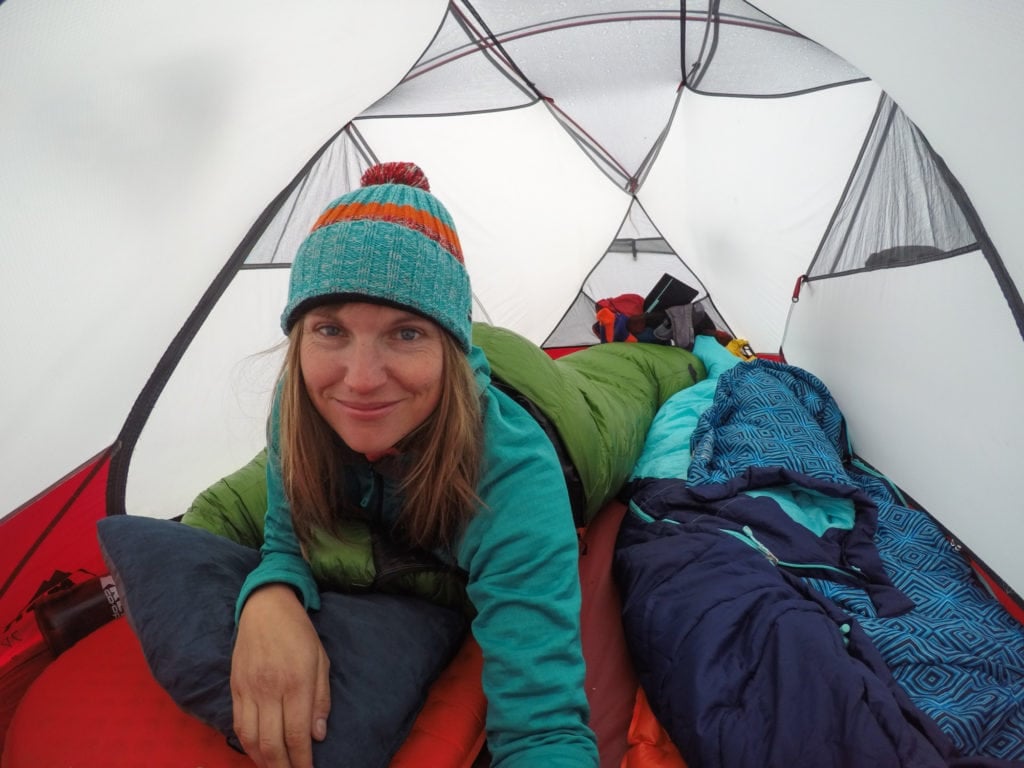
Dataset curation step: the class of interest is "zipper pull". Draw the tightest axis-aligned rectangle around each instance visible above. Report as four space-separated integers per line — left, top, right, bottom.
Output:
360 470 377 510
741 525 779 565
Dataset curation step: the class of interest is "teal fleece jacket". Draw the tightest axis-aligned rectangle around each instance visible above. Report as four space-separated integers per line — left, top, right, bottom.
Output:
236 345 598 768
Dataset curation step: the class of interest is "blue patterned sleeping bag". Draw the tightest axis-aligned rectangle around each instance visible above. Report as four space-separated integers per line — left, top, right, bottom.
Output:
808 468 1024 761
687 358 849 488
617 354 1024 766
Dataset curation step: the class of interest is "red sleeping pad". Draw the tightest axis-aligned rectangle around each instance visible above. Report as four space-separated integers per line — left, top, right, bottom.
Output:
3 500 661 767
3 616 486 768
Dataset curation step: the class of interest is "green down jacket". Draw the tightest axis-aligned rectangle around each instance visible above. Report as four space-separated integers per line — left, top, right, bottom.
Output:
181 323 705 604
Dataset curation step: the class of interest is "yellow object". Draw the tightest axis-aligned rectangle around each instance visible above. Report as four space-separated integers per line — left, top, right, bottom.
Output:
726 338 757 361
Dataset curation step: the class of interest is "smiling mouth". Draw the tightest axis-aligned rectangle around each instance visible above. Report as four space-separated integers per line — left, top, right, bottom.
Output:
338 401 396 418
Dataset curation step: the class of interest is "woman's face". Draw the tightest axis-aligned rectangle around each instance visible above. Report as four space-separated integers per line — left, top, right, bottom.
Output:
299 302 445 458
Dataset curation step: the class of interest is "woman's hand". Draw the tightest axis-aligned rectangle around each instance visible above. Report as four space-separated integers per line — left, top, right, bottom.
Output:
231 584 331 768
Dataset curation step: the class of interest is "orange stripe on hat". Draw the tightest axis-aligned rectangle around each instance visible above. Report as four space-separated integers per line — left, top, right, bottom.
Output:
311 201 464 264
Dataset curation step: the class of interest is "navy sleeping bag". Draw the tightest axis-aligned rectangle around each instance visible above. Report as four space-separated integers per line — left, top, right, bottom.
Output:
615 359 1023 767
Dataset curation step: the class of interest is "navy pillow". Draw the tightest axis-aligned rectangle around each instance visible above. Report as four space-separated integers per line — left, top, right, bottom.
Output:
97 515 467 767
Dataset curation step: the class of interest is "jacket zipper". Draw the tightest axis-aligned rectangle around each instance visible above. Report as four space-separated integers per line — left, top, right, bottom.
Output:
721 525 866 582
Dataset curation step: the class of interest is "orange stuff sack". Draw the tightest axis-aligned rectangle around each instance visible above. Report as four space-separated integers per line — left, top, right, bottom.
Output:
620 687 687 768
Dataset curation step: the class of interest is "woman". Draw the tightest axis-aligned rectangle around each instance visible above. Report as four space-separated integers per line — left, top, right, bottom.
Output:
231 162 598 768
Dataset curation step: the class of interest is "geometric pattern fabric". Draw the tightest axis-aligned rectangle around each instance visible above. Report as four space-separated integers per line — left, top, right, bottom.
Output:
809 469 1024 760
688 359 848 487
685 357 1024 759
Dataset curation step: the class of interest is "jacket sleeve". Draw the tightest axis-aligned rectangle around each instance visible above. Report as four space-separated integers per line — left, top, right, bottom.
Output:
234 390 321 623
456 385 598 768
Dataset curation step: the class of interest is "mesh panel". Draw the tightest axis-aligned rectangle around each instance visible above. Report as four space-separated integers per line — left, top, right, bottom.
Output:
364 1 683 190
694 297 729 336
808 93 979 277
544 293 604 348
545 198 715 345
359 5 536 118
498 12 682 185
357 1 867 192
685 0 865 95
244 126 373 266
585 249 703 305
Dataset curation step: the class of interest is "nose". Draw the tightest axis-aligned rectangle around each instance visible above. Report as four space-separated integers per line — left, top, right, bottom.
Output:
343 339 387 392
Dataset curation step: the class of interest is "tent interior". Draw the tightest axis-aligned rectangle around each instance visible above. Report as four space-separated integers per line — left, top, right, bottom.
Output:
2 0 1023 765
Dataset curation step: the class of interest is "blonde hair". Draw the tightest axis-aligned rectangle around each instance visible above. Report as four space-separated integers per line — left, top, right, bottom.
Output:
277 319 483 553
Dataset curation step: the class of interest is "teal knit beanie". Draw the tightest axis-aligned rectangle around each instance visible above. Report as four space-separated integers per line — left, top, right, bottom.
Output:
281 161 472 351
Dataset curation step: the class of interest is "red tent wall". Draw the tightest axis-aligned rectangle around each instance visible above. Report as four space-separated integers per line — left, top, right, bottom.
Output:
0 452 111 749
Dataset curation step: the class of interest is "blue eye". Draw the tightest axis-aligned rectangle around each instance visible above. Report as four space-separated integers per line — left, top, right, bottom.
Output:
398 327 422 342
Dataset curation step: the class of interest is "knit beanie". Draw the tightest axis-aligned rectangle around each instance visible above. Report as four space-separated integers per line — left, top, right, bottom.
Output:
281 161 472 351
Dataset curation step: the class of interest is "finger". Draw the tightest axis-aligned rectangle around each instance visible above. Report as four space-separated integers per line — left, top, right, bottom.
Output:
312 649 331 742
255 698 291 768
231 689 267 768
281 685 315 768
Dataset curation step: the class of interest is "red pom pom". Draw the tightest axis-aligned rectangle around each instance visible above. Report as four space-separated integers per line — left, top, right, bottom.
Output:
361 162 430 191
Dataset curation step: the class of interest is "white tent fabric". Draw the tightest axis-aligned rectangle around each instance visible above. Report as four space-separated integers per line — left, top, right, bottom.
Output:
0 1 444 519
2 0 1023 602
